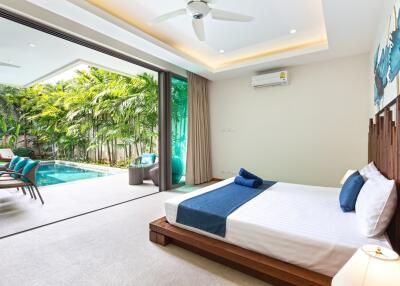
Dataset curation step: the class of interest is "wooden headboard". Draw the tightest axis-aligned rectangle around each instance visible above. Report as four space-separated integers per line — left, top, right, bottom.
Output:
368 97 400 253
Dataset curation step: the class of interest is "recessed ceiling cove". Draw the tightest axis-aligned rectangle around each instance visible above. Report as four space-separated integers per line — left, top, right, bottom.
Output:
86 0 328 70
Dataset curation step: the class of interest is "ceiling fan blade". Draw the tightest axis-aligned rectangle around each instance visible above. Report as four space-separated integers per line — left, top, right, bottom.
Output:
150 9 187 24
211 9 253 22
192 18 205 41
0 62 20 68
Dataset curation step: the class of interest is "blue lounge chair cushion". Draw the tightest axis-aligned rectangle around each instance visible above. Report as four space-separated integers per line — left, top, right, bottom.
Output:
21 160 39 182
234 176 262 188
11 159 28 178
141 153 156 165
9 156 21 169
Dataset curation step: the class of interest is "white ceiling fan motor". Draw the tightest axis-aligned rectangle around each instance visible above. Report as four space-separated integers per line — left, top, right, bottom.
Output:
187 1 211 20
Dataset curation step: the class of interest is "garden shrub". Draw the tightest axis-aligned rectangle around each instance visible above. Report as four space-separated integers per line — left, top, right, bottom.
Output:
13 147 34 158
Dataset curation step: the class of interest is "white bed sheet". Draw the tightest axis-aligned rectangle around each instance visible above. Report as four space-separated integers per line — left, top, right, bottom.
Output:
165 178 392 277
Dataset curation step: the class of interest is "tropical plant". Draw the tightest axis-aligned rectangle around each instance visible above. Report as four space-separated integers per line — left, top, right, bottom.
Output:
0 67 160 167
13 147 34 158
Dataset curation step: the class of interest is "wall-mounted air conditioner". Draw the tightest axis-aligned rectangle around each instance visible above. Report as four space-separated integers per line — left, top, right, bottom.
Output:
251 70 288 88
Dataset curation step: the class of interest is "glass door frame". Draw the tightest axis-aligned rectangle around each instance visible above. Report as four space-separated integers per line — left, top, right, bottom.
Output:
158 72 188 191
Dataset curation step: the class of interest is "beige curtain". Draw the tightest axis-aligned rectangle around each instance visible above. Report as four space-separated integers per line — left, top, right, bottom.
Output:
186 72 212 185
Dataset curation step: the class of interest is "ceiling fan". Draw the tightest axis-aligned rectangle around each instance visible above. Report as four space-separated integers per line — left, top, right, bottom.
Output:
0 61 20 68
150 0 254 41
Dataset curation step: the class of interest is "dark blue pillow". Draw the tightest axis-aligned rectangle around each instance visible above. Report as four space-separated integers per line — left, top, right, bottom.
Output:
339 171 365 212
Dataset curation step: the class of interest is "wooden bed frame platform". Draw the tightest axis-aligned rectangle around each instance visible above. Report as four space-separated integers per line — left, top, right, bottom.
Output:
150 217 331 286
150 98 400 286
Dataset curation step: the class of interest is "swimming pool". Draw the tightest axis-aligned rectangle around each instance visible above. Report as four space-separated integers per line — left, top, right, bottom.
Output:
36 163 111 186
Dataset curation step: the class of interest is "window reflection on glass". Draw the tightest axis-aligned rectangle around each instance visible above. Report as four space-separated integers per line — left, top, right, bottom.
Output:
171 76 188 185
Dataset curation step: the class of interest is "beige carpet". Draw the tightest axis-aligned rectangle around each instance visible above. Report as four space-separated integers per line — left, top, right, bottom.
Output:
0 191 270 286
0 172 158 238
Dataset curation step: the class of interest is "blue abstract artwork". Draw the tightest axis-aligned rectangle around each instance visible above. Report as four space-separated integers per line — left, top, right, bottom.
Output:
374 6 400 109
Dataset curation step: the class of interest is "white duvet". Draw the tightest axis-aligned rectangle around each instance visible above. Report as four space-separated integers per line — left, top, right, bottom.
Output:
165 178 391 277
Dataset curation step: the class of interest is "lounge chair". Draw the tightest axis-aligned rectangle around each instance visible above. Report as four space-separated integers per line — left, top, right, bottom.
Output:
0 162 10 172
0 148 14 162
0 160 44 204
0 156 24 177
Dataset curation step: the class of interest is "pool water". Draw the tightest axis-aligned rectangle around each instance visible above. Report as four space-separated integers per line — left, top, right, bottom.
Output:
36 163 110 186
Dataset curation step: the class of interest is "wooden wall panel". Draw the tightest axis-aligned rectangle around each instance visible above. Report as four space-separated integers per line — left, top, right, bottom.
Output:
369 99 400 253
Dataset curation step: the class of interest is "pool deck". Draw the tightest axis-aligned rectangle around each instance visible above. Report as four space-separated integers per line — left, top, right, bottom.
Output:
0 171 158 238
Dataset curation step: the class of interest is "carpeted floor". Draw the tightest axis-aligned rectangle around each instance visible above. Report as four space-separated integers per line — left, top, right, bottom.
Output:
0 172 158 238
0 191 270 286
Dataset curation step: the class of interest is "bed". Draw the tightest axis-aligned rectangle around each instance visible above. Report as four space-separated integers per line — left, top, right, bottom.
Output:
164 178 391 277
150 98 400 286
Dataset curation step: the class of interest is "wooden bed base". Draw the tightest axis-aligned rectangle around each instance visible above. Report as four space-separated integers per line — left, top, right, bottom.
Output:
149 217 332 286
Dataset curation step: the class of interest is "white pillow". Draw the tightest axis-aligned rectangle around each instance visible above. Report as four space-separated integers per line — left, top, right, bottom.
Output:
359 162 381 181
355 174 397 237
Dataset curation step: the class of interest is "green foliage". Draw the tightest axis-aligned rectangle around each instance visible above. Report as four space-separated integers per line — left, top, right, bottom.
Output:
0 67 159 166
13 147 34 158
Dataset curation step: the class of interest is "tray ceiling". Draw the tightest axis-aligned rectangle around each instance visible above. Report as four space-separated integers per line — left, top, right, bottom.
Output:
86 0 328 70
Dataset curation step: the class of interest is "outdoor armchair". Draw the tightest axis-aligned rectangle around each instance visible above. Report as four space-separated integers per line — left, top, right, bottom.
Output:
132 153 158 180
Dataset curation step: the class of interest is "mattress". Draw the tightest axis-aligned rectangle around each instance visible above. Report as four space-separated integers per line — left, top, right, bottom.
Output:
165 178 392 277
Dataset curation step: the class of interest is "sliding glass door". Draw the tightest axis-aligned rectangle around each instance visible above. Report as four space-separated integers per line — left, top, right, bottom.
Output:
171 76 188 187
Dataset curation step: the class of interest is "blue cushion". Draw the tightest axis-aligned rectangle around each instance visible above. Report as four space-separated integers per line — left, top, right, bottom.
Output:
11 159 28 178
234 176 262 188
21 160 39 182
9 156 21 169
141 153 156 165
339 171 365 212
239 168 263 185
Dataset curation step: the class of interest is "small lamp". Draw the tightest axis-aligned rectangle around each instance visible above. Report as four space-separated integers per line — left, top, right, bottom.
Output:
332 245 400 286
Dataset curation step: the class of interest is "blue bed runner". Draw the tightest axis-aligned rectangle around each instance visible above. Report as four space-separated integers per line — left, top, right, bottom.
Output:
176 180 277 237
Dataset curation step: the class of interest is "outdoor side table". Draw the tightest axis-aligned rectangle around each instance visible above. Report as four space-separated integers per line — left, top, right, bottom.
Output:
128 165 144 185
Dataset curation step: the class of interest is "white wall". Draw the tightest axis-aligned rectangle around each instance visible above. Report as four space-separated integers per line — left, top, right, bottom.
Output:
209 54 370 187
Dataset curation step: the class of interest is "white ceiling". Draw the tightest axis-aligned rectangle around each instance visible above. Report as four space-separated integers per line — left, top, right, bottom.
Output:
0 17 156 87
1 0 385 81
83 0 327 69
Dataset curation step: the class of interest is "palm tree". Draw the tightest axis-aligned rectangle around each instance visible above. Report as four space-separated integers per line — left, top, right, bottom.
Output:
0 68 159 167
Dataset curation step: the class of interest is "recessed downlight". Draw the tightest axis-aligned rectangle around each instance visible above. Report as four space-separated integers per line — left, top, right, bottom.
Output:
219 49 225 54
290 29 297 34
28 43 36 48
